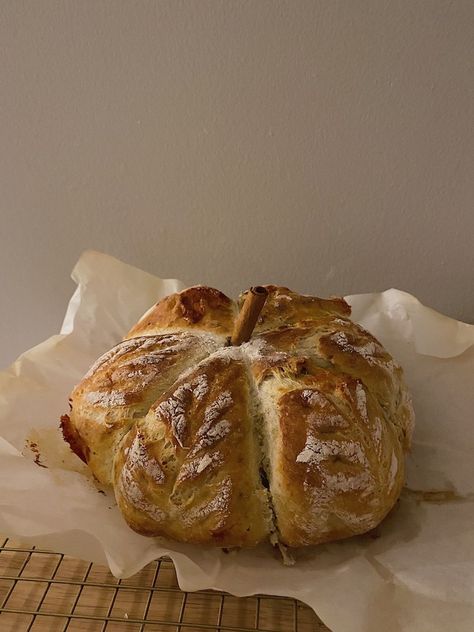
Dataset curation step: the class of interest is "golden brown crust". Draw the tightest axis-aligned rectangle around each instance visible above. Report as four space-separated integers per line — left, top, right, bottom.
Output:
69 331 220 484
245 302 412 546
257 365 404 546
240 285 351 334
114 350 271 546
64 283 414 549
126 286 236 339
317 327 413 448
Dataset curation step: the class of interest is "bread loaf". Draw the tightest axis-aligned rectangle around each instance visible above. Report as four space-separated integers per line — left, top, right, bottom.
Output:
62 285 414 548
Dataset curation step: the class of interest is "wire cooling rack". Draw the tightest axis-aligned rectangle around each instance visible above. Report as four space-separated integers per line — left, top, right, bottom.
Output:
0 537 329 631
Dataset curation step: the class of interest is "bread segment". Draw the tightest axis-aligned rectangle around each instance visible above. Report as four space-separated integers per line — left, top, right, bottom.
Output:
254 367 403 546
126 286 237 339
113 348 272 546
65 332 220 485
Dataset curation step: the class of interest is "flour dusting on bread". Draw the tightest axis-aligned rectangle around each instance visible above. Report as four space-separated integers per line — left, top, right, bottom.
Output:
85 390 128 407
296 436 368 467
183 477 232 526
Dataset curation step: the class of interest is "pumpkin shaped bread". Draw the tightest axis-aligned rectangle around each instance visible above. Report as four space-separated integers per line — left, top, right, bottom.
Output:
62 285 414 548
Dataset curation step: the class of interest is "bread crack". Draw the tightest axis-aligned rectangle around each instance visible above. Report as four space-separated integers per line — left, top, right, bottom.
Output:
240 352 281 548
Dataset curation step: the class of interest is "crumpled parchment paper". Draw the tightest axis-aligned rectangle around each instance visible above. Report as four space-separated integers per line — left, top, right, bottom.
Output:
1 250 473 632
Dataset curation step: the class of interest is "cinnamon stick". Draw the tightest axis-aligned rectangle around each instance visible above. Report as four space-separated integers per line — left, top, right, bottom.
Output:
231 286 268 346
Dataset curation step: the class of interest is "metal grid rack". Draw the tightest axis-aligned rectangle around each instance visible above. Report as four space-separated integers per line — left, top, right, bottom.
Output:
0 537 329 632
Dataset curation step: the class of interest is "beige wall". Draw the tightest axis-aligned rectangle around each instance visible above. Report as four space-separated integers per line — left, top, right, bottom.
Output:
1 1 473 367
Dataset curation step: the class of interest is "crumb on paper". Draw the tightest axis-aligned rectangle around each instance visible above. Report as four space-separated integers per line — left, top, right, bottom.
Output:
24 427 91 475
124 613 129 619
270 536 295 566
25 439 48 469
278 543 296 567
221 547 239 555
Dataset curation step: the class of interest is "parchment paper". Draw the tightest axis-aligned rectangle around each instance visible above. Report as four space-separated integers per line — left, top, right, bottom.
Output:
1 250 473 632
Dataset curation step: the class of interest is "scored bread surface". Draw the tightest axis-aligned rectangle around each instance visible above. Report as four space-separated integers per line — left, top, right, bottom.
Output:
63 285 414 548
